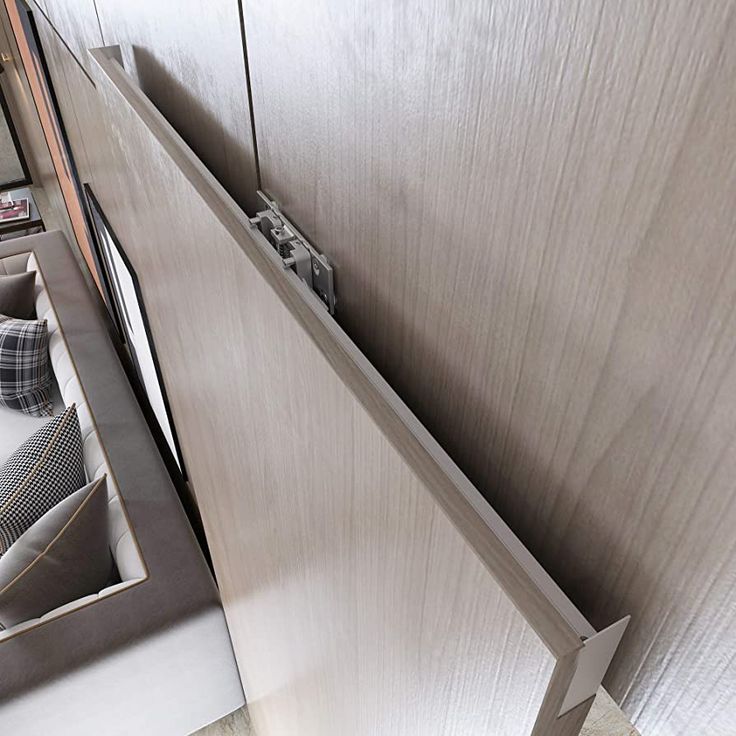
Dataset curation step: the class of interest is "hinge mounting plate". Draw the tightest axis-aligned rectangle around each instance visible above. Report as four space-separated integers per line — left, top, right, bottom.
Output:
249 193 336 314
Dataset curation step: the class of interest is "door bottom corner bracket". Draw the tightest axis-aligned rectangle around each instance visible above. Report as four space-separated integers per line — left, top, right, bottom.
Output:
249 192 336 314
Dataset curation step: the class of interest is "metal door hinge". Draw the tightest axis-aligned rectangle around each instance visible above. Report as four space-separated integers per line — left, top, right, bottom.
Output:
249 193 336 314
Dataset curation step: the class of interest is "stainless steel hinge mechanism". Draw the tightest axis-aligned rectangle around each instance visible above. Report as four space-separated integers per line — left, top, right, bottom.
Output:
249 193 336 314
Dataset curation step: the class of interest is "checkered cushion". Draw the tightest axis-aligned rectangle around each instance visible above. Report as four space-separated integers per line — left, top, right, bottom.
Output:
0 404 85 556
0 314 52 417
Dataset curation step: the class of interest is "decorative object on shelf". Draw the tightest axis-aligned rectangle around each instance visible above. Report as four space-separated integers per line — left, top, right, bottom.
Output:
0 197 29 224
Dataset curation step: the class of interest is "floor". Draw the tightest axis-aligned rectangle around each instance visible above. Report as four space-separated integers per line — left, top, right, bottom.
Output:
193 706 254 736
194 688 638 736
581 690 640 736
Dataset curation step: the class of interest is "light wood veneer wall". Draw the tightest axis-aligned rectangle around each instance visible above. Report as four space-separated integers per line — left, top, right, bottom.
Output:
33 0 259 214
83 46 609 736
9 2 736 734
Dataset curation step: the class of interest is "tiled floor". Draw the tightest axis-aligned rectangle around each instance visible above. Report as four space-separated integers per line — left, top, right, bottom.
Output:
196 688 638 736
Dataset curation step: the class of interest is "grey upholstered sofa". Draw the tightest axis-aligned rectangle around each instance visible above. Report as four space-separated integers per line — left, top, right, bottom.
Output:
0 231 244 734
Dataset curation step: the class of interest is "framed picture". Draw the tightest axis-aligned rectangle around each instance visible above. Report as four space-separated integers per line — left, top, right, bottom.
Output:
0 197 29 223
84 185 186 477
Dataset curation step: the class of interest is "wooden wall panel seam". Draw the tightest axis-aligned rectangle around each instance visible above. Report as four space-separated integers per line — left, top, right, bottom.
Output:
235 0 261 189
28 0 96 85
93 0 260 214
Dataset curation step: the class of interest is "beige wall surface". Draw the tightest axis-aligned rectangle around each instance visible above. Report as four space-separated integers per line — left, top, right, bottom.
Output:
22 1 736 734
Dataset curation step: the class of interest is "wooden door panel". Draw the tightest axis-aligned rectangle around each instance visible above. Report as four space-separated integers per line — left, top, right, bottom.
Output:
84 48 627 736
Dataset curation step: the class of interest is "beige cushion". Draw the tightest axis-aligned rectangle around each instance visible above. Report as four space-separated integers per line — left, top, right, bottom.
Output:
0 405 52 465
0 476 112 629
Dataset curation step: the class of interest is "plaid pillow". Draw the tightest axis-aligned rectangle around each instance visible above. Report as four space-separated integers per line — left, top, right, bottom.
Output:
0 314 52 417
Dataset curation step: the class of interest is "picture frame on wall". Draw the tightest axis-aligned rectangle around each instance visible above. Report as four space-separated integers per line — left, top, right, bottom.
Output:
84 184 187 479
0 197 29 223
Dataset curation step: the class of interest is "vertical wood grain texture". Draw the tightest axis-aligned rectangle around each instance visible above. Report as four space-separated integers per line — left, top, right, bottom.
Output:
91 0 259 213
35 0 259 213
32 11 92 178
31 10 117 197
243 1 736 733
81 50 606 735
36 0 102 75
